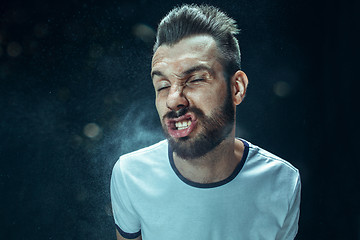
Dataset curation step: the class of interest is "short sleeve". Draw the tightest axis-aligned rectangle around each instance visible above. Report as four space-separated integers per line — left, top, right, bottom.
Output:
110 159 141 238
276 174 301 240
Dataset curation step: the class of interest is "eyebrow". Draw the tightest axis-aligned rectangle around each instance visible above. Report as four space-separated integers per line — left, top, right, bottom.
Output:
151 70 164 79
183 65 214 77
151 64 214 80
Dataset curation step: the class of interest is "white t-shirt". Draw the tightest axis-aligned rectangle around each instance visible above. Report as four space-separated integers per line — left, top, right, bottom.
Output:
110 139 301 240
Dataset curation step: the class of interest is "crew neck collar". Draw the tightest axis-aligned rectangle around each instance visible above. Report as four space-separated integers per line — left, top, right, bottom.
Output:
168 139 249 188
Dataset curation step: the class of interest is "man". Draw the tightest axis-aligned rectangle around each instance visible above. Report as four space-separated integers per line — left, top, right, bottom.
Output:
111 4 301 240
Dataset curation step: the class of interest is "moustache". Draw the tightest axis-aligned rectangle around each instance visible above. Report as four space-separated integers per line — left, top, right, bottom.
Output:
163 107 205 120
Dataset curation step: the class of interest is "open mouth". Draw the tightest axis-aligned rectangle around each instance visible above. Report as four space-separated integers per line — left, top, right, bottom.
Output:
174 119 192 130
165 113 197 138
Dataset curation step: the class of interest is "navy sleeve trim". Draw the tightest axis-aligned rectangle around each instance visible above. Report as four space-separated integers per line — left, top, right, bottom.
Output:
115 224 141 239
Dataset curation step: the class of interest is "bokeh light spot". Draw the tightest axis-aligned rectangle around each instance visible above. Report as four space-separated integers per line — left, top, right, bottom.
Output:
273 81 291 97
83 123 101 139
71 134 84 148
7 42 22 57
132 23 155 43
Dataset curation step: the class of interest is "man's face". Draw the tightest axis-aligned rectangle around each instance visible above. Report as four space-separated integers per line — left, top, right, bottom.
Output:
151 35 235 159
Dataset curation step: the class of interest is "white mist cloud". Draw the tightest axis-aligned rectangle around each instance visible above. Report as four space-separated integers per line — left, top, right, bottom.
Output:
112 99 164 155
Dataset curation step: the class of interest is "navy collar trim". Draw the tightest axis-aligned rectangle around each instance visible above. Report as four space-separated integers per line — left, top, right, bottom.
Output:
168 139 249 189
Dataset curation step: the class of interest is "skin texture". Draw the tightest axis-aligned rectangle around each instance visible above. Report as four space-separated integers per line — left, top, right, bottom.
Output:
152 34 248 183
153 35 236 160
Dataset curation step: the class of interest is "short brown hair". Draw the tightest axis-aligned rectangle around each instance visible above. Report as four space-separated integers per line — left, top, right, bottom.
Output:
153 4 241 81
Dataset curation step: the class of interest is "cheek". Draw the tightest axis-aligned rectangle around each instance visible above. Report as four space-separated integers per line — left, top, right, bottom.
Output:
155 96 165 120
190 85 227 113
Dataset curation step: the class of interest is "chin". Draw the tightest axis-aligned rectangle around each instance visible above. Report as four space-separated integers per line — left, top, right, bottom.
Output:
167 130 229 160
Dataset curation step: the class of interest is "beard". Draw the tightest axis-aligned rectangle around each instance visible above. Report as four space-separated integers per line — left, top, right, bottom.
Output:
162 89 235 160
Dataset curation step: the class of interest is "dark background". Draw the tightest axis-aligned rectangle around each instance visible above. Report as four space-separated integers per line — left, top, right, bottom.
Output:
0 0 358 239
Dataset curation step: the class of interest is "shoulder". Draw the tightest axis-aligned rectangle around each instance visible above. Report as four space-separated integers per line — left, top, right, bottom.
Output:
245 139 298 171
111 140 170 198
241 139 300 183
241 139 301 203
119 139 168 160
112 139 168 176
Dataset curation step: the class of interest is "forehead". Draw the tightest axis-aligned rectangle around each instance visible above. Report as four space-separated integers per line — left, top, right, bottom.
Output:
151 35 219 73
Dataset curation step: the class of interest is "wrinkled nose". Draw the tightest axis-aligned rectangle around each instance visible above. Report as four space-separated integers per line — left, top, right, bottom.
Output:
166 86 189 112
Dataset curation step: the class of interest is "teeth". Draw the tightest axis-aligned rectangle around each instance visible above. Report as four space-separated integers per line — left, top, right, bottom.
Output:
175 120 191 130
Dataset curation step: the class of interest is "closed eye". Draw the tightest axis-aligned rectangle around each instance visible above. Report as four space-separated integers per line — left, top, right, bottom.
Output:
186 78 205 87
157 86 170 92
155 80 171 92
191 78 204 83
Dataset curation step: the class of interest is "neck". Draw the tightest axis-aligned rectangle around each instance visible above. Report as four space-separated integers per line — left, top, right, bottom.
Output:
173 134 244 184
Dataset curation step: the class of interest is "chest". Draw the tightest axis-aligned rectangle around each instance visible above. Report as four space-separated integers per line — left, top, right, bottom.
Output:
130 179 288 240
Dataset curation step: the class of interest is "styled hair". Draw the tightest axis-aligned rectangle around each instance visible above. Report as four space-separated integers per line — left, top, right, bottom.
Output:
153 4 241 81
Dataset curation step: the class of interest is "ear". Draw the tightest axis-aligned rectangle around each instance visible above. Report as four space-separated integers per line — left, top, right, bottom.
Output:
231 70 248 105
